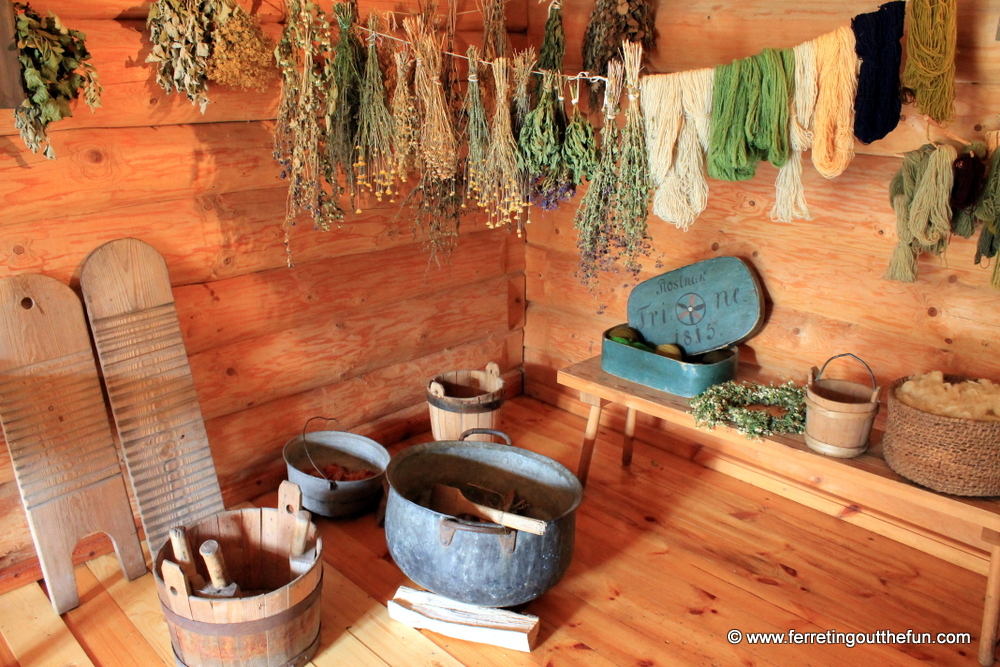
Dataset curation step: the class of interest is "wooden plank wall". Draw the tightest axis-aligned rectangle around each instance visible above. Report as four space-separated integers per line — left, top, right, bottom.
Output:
0 0 528 593
524 3 1000 458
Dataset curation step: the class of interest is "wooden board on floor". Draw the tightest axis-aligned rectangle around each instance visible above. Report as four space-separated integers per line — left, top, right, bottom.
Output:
0 583 95 667
0 274 145 614
81 238 225 554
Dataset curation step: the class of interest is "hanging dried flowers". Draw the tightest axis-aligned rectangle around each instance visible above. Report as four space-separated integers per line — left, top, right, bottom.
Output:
463 46 491 207
613 41 652 275
330 1 363 211
563 78 598 185
205 0 275 91
581 0 655 107
390 46 419 181
354 15 397 206
481 57 526 232
574 59 624 288
146 0 222 112
519 71 574 209
273 0 339 260
405 15 458 181
11 3 101 159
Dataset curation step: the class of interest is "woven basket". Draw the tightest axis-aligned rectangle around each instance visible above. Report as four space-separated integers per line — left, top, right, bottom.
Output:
883 376 1000 497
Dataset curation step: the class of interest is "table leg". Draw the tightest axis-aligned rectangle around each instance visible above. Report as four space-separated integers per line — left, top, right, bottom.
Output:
980 529 1000 666
622 407 637 467
577 394 606 488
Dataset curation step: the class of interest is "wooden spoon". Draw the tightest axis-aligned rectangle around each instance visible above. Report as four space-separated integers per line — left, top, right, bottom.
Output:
431 484 548 536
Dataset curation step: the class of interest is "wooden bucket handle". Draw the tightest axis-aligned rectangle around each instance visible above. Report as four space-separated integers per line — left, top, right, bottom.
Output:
279 481 304 540
815 353 879 402
429 380 446 398
485 362 500 377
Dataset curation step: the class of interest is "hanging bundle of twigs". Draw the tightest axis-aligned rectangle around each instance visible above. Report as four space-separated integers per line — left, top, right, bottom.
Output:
390 46 420 181
582 0 655 107
574 60 625 288
205 0 275 91
330 2 363 212
273 0 339 261
519 71 574 209
481 58 526 231
405 16 458 180
613 41 652 275
463 46 491 207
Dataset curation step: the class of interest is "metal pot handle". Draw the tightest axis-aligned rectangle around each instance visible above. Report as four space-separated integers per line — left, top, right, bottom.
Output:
301 416 346 490
814 353 877 390
459 428 512 446
439 517 516 554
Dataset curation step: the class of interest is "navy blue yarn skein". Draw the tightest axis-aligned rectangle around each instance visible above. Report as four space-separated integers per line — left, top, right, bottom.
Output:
852 1 906 144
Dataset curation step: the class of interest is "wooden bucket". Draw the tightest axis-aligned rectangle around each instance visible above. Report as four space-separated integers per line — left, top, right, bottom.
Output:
154 482 323 667
427 363 505 442
804 353 881 459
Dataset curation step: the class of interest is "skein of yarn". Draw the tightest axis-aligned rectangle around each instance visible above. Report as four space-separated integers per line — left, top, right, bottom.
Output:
642 69 714 229
950 142 987 238
707 48 793 182
974 149 1000 290
902 0 957 123
772 41 818 222
812 26 859 179
852 1 905 144
885 144 935 282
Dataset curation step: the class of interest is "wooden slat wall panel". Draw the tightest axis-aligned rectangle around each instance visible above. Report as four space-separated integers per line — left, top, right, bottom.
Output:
0 0 529 593
522 0 1000 544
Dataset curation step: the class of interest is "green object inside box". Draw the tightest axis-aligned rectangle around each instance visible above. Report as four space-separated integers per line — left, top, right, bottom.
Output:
601 257 765 397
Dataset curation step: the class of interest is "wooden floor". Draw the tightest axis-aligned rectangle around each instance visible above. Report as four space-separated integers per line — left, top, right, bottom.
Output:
0 396 990 667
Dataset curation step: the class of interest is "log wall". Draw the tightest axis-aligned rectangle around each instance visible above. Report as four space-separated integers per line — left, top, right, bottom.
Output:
523 1 1000 506
0 0 527 592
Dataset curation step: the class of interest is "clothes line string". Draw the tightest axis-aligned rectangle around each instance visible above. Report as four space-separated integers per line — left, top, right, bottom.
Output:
356 25 609 84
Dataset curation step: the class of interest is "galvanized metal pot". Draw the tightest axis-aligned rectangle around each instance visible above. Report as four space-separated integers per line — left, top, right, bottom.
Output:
384 430 583 607
284 429 390 518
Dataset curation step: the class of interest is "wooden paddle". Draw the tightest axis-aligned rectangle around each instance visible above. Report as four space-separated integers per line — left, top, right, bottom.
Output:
430 484 548 536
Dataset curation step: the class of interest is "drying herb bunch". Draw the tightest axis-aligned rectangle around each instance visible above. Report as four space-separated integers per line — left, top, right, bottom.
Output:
519 71 574 209
614 41 652 276
146 0 224 112
573 59 623 289
689 380 806 439
205 0 275 91
582 0 655 107
330 1 364 211
354 15 397 206
390 46 419 180
273 0 339 258
563 78 598 185
481 57 526 232
463 46 491 206
12 3 101 159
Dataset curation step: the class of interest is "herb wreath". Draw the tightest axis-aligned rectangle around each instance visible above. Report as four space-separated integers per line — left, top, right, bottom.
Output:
689 380 806 439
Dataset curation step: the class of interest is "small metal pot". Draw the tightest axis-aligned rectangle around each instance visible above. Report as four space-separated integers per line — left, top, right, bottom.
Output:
284 423 390 518
384 429 582 607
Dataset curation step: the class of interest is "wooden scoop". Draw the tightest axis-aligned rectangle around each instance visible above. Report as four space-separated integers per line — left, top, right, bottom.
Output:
197 540 240 598
431 484 548 536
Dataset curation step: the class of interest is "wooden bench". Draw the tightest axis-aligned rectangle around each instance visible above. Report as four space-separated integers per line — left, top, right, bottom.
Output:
558 355 1000 667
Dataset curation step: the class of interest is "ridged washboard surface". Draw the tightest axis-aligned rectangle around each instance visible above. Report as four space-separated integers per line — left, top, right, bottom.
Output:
81 238 224 554
0 274 146 614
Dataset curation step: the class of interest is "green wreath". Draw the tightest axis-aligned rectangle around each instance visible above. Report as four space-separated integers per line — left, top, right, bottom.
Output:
689 380 806 439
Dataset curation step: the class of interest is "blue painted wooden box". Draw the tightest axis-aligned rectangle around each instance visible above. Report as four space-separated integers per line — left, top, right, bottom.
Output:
601 257 765 397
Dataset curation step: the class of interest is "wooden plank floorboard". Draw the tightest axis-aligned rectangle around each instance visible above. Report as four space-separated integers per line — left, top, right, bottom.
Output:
0 396 987 666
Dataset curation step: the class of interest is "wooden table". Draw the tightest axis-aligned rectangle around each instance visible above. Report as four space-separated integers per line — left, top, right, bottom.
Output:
558 355 1000 667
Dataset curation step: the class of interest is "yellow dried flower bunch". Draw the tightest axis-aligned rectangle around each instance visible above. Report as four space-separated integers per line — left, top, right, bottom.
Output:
206 1 276 91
